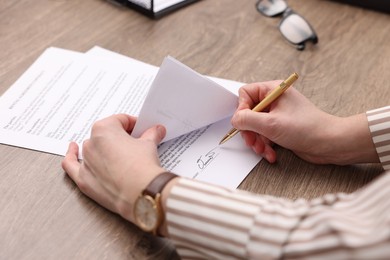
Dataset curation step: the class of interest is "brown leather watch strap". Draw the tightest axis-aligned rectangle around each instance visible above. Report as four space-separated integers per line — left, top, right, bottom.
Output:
143 171 178 197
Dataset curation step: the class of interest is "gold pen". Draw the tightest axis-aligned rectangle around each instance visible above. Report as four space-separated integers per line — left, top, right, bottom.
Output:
219 72 299 145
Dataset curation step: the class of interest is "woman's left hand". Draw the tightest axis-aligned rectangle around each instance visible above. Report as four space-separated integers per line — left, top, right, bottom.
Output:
61 114 166 223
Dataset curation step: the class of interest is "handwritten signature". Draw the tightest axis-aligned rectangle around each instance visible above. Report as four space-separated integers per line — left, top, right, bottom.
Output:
197 147 219 170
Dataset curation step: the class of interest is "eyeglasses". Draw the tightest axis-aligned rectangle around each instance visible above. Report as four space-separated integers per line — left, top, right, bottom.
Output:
256 0 318 50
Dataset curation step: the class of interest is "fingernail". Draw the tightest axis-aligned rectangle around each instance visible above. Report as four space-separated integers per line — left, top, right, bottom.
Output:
157 125 166 136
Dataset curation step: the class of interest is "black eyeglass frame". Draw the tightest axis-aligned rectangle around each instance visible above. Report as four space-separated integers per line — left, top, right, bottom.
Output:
279 8 318 50
256 0 318 51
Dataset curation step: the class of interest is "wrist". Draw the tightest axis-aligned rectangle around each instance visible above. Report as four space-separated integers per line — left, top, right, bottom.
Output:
117 166 165 223
324 114 379 165
132 171 178 236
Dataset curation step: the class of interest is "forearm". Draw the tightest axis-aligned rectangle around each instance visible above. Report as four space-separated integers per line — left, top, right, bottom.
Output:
164 174 390 259
288 112 379 165
326 113 379 165
312 106 390 166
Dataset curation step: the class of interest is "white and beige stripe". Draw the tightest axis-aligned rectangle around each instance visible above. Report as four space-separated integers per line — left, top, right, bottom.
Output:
166 106 390 259
167 173 390 259
367 106 390 170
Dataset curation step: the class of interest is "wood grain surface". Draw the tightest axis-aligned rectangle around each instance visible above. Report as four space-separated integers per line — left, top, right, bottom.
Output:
0 0 389 258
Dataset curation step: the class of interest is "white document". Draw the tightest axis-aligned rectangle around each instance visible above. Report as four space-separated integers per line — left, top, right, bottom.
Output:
132 0 190 12
0 47 157 156
132 56 238 142
0 47 262 189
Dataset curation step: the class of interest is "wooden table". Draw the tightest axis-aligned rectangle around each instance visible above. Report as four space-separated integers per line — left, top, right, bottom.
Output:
1 0 389 258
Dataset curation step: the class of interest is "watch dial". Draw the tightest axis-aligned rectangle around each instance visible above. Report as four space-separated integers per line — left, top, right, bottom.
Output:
134 195 158 232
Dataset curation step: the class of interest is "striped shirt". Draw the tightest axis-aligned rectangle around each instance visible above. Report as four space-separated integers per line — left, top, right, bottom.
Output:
166 106 390 259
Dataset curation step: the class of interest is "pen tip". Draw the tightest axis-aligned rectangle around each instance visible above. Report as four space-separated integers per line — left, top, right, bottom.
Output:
219 137 227 145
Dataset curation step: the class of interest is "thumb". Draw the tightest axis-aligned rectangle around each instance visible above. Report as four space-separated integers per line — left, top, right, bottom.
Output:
232 110 275 138
140 125 166 145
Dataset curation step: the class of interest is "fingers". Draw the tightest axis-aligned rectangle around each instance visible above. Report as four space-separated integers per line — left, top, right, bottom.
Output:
92 114 166 145
241 131 256 147
232 109 275 138
90 113 166 146
141 125 166 145
92 114 137 136
61 142 81 180
253 135 276 163
237 81 282 110
241 131 276 163
262 144 276 163
113 114 137 133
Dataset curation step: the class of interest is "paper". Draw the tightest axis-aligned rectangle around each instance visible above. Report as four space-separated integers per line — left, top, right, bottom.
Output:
132 56 238 142
156 118 260 187
0 47 157 156
0 47 262 189
132 0 191 13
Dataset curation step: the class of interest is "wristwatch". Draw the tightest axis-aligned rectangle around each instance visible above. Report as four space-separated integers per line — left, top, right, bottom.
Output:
134 171 178 235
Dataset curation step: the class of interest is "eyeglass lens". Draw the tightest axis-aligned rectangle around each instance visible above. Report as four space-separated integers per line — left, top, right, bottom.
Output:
257 0 287 17
280 14 314 45
256 0 318 50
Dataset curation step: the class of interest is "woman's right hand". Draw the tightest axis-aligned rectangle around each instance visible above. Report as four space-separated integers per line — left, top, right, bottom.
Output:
231 81 379 165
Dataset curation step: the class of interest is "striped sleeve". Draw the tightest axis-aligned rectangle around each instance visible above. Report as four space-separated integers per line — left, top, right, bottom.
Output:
165 106 390 259
166 173 390 259
367 106 390 170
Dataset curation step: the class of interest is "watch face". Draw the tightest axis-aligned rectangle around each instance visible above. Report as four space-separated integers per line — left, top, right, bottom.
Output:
134 195 159 232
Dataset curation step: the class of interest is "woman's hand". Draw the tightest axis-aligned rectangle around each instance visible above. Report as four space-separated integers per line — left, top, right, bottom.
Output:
231 81 378 165
61 114 166 223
